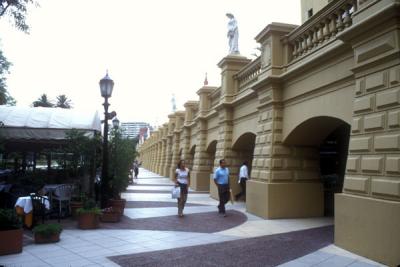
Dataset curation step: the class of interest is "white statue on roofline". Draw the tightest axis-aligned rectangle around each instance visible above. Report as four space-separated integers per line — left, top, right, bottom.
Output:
226 13 239 54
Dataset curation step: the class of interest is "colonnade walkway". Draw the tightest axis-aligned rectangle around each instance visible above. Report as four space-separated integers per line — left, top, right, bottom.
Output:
0 168 385 266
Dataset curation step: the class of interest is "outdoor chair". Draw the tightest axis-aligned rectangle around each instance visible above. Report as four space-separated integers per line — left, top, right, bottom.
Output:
30 194 51 227
51 184 72 222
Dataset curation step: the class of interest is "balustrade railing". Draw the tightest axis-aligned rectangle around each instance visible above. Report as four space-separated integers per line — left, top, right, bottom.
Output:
288 0 358 61
236 57 262 89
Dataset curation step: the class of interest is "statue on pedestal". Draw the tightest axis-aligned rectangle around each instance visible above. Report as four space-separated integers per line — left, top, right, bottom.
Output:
226 13 239 54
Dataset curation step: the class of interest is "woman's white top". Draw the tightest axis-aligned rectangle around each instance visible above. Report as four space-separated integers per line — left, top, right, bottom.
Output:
176 168 189 184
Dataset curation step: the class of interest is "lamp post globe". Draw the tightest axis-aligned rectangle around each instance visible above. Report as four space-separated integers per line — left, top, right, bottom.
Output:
112 117 120 129
99 72 114 98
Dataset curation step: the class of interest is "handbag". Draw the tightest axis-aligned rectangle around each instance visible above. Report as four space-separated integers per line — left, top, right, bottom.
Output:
171 186 181 199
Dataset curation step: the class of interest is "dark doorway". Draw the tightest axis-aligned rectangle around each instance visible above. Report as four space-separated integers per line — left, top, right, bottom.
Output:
319 124 350 216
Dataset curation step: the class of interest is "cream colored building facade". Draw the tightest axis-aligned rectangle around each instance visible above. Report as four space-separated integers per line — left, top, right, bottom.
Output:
138 1 400 266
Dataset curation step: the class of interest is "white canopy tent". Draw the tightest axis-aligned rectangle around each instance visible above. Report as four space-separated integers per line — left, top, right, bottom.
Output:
0 106 101 141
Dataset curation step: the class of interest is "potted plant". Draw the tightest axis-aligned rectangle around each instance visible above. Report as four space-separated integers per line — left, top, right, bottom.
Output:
107 130 136 215
32 223 63 244
77 199 101 229
100 207 121 223
0 209 23 255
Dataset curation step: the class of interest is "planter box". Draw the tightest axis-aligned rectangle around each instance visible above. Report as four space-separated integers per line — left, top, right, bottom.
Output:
78 213 99 229
108 199 126 215
0 228 23 255
100 212 121 223
34 233 60 244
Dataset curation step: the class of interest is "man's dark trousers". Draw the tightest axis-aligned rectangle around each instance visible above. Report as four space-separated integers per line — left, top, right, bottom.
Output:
217 184 230 214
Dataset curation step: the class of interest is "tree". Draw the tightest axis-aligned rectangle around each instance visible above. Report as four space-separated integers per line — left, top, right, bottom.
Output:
32 94 53 107
0 47 16 105
55 94 72 109
109 129 136 199
0 0 38 104
0 0 38 33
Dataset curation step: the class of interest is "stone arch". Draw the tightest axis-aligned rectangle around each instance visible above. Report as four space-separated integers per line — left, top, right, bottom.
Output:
231 132 256 201
283 116 351 216
283 116 349 146
232 132 257 151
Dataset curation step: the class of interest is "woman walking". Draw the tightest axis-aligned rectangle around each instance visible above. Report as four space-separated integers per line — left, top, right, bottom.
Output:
174 160 190 217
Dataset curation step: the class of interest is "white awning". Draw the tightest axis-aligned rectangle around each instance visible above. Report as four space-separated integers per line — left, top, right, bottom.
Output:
0 106 101 140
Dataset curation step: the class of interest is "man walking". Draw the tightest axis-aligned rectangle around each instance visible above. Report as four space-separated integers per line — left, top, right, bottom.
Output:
235 161 249 201
213 159 230 217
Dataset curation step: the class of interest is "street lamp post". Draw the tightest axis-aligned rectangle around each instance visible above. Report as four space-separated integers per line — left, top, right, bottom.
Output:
99 71 114 208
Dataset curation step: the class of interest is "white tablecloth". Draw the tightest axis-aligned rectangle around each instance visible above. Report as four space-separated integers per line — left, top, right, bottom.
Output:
15 196 50 213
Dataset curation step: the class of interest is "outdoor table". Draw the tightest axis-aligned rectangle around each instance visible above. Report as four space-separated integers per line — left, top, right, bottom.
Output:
14 196 50 228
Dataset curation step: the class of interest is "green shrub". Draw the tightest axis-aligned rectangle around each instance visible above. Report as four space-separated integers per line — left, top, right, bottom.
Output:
0 209 22 231
77 199 101 215
33 223 63 237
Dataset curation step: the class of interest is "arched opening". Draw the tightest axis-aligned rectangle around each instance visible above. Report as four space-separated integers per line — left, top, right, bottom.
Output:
320 123 350 216
284 116 350 217
188 145 196 170
206 140 218 173
231 132 256 201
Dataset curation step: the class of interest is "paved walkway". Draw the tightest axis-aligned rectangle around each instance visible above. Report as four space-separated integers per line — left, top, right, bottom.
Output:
0 168 386 267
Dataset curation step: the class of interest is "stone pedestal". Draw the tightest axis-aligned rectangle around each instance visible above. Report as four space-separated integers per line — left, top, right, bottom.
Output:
246 180 324 219
335 194 400 267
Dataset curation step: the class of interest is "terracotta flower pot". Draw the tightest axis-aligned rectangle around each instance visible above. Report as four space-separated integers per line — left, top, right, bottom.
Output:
34 233 60 244
107 199 126 215
0 228 23 255
78 213 99 229
70 201 83 219
100 212 121 223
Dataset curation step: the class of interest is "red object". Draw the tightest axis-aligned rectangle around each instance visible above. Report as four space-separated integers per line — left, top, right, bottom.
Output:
0 228 23 255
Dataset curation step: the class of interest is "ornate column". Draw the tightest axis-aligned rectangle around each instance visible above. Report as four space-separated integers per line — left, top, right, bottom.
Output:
169 112 185 180
181 101 198 163
191 86 216 191
210 55 251 198
165 114 176 179
159 124 168 177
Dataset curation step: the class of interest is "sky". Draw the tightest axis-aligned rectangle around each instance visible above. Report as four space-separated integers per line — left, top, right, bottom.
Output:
0 0 301 127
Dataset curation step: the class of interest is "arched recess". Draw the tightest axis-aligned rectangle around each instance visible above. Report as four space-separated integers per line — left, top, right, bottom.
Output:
283 116 350 216
231 132 256 201
206 140 218 170
188 145 196 170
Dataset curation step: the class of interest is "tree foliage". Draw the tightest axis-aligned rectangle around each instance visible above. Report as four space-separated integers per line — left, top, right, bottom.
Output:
0 0 38 33
64 129 101 177
32 93 53 107
55 94 72 109
0 48 15 105
109 129 137 199
0 0 38 105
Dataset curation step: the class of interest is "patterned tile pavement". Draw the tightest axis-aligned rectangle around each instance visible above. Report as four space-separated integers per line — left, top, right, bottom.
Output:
0 168 387 267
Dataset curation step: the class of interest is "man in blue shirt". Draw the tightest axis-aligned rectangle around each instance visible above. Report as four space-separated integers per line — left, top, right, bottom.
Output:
213 159 230 216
